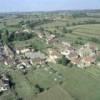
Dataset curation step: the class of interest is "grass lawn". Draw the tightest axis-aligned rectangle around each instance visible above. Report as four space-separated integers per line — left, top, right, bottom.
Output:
34 85 74 100
0 90 16 100
48 63 100 100
9 70 34 100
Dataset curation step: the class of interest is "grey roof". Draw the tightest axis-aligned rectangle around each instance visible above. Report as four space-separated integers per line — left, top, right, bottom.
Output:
25 51 46 59
68 52 78 58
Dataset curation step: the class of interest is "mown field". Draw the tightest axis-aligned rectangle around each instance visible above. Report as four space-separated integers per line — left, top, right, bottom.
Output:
1 63 100 100
35 86 74 100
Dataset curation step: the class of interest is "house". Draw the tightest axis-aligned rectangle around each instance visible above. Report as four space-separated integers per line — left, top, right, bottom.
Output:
16 47 34 55
47 38 59 45
81 56 96 67
16 48 30 54
4 57 15 66
0 80 8 92
15 56 22 65
62 41 71 47
37 32 45 39
61 42 98 68
78 43 97 57
61 45 76 59
22 29 30 33
71 55 96 68
71 57 85 68
32 58 45 65
17 61 31 70
47 48 61 63
17 62 26 70
16 57 33 70
46 34 58 44
0 74 10 93
79 46 89 57
67 51 79 60
71 57 81 65
25 51 46 59
25 51 46 65
84 43 98 52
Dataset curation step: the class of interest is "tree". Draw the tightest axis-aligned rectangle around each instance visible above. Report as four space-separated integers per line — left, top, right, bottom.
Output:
31 38 46 52
34 84 45 93
57 55 70 66
14 32 33 41
72 22 76 26
62 27 68 33
3 21 7 27
68 29 73 33
66 23 70 27
39 27 44 32
0 33 2 40
2 29 9 44
19 20 25 26
8 32 15 42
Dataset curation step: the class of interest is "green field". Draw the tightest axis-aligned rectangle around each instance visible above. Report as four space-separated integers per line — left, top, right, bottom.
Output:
1 64 100 100
0 10 100 100
35 86 74 100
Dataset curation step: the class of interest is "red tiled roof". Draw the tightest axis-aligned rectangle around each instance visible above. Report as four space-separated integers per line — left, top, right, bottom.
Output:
71 58 81 64
82 56 96 63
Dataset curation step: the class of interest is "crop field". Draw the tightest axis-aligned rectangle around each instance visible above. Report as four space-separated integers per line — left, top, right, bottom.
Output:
0 11 100 100
35 86 74 100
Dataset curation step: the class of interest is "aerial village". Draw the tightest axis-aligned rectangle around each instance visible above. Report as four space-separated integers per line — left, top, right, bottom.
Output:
0 28 100 93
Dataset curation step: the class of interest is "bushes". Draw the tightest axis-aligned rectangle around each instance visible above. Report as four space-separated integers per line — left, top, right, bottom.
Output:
8 32 33 42
72 12 88 18
57 55 70 66
0 29 34 43
1 29 9 44
34 84 45 94
62 27 68 33
15 32 33 41
23 19 53 29
74 40 84 45
62 27 73 33
97 56 100 62
8 33 15 42
31 38 47 51
89 37 100 43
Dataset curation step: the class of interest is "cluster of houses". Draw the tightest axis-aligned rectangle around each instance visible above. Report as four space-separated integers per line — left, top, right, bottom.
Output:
15 48 46 70
0 36 100 70
37 32 59 45
61 42 99 68
0 29 100 71
47 48 61 63
0 74 10 93
0 41 46 70
0 29 100 95
37 31 100 68
0 41 15 66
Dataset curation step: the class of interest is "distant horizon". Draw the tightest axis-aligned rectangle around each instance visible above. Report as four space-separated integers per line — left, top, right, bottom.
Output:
0 0 100 13
0 9 100 13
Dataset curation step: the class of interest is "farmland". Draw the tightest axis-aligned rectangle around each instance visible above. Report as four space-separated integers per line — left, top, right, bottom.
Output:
0 10 100 100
